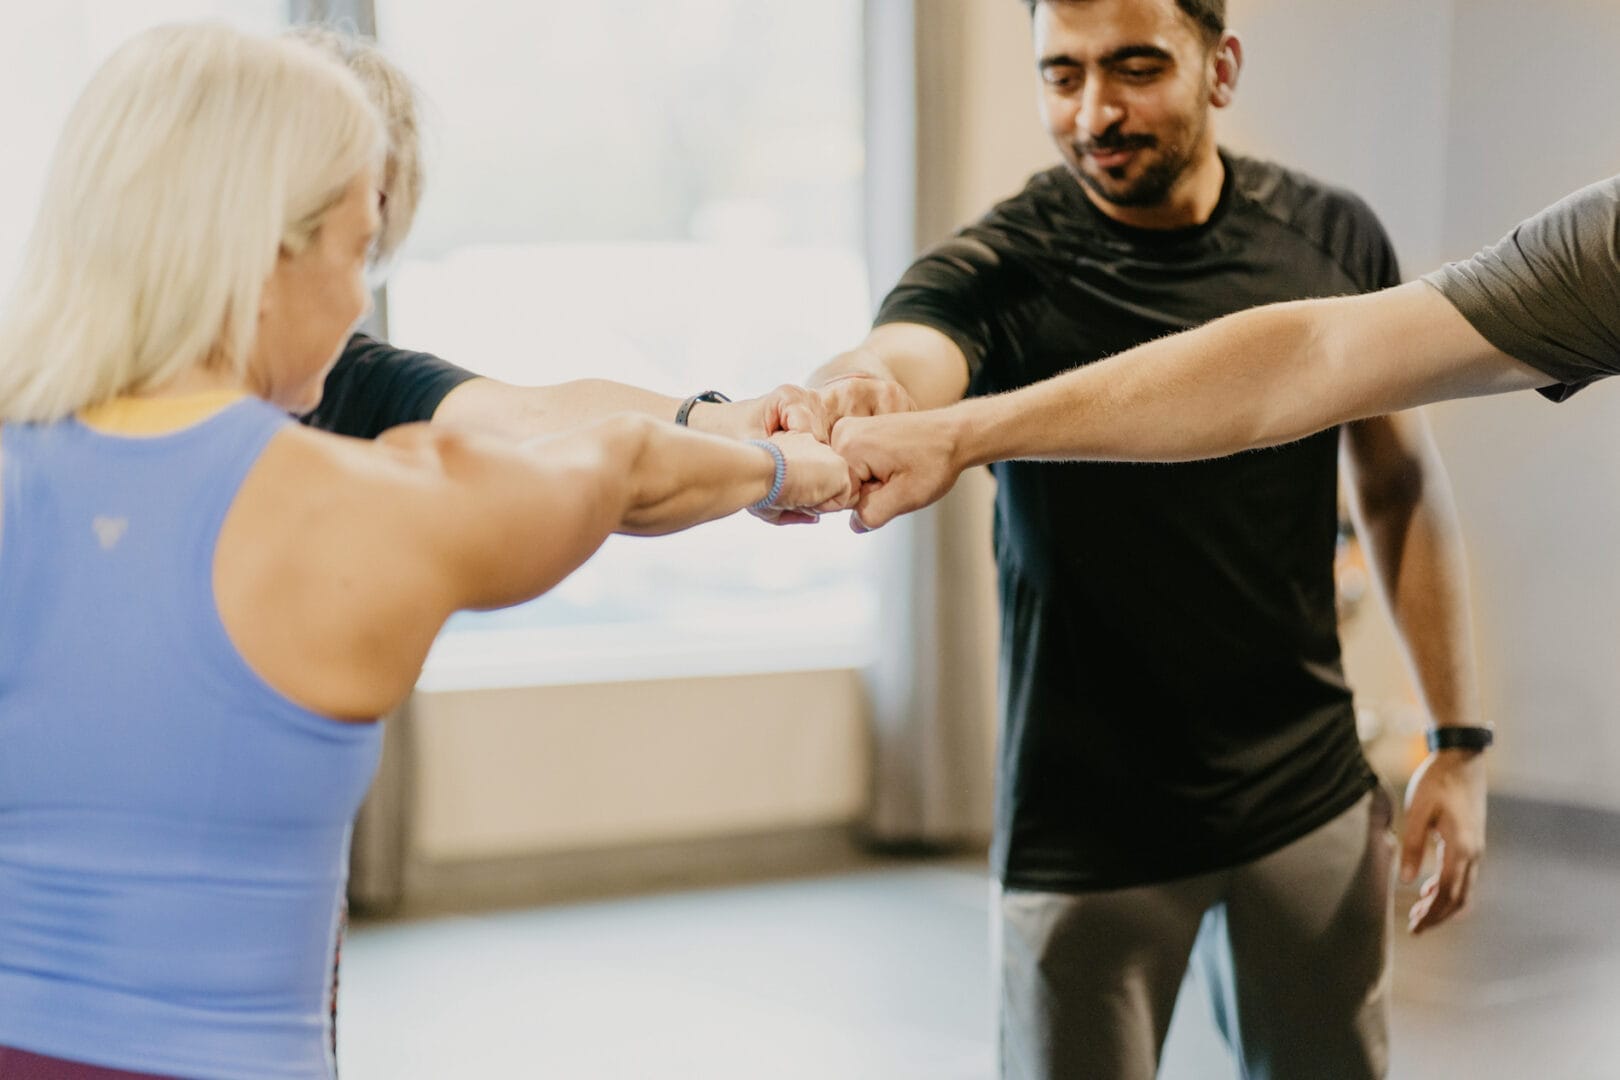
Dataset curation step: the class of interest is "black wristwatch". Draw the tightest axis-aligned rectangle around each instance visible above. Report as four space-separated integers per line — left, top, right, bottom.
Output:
1426 725 1495 753
675 390 731 426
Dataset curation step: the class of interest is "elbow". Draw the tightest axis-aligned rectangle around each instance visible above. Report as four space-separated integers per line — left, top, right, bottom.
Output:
1248 302 1357 449
587 412 662 515
593 412 661 469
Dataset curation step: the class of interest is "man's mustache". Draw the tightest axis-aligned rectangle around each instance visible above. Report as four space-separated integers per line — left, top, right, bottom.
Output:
1075 131 1158 155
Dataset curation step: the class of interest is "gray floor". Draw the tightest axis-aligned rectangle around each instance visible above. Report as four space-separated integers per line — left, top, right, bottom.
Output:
338 800 1620 1079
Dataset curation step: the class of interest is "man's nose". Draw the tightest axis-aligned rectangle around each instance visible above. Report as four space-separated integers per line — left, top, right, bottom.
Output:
1078 79 1125 140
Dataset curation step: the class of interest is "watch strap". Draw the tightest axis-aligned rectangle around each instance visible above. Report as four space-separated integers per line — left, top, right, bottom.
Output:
675 390 731 426
1426 725 1495 752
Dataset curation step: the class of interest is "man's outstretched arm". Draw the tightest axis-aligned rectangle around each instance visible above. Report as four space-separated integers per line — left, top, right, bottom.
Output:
308 333 830 442
435 375 830 443
835 281 1550 531
808 322 973 415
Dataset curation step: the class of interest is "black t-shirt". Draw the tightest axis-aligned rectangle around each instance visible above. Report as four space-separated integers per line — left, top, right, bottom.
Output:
877 153 1398 891
299 332 478 438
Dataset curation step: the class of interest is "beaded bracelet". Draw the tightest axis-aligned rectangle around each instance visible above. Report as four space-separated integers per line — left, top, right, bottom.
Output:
745 439 787 511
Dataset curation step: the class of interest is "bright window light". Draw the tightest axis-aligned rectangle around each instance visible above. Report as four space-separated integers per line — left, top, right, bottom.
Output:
0 2 283 300
372 1 881 688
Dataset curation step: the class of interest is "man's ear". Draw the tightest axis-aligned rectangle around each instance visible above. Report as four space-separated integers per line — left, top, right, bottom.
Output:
1210 31 1242 109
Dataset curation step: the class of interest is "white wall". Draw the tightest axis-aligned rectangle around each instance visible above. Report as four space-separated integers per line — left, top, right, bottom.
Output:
1427 0 1620 806
1440 0 1620 262
1221 0 1454 272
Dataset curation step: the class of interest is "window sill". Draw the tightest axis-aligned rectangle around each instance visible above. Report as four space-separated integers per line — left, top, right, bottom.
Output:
416 618 878 693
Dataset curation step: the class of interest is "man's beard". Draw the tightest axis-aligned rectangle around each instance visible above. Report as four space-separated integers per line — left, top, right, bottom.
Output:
1071 114 1205 209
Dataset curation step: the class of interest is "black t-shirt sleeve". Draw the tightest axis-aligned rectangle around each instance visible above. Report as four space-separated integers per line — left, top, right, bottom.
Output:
1301 181 1400 294
300 332 480 438
873 187 1051 396
1422 176 1620 401
873 234 1012 386
1358 203 1402 293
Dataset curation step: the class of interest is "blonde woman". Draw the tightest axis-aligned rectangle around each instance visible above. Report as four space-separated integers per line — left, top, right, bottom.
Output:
0 24 853 1080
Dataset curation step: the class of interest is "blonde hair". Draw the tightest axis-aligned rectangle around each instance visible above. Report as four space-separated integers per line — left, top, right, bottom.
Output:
288 25 422 275
0 23 384 422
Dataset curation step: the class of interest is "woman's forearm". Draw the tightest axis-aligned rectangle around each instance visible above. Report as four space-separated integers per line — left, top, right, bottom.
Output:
583 415 774 536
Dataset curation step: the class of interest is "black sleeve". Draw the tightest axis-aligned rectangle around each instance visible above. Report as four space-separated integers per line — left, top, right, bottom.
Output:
1421 176 1620 402
873 228 1048 398
300 333 480 439
1312 183 1401 294
874 235 1004 381
1358 202 1402 293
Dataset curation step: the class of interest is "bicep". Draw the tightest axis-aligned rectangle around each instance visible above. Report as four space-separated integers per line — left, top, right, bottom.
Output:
1325 281 1552 419
434 377 684 441
430 376 544 437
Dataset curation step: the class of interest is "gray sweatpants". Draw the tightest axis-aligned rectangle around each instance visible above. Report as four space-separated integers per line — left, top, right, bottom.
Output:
996 788 1395 1080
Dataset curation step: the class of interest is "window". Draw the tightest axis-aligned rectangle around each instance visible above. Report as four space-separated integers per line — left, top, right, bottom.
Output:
371 1 882 688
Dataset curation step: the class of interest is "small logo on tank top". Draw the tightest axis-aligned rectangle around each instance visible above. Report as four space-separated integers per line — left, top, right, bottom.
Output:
92 516 128 550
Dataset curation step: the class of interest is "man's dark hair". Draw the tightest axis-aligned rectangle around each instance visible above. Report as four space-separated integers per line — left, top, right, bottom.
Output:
1020 0 1225 46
